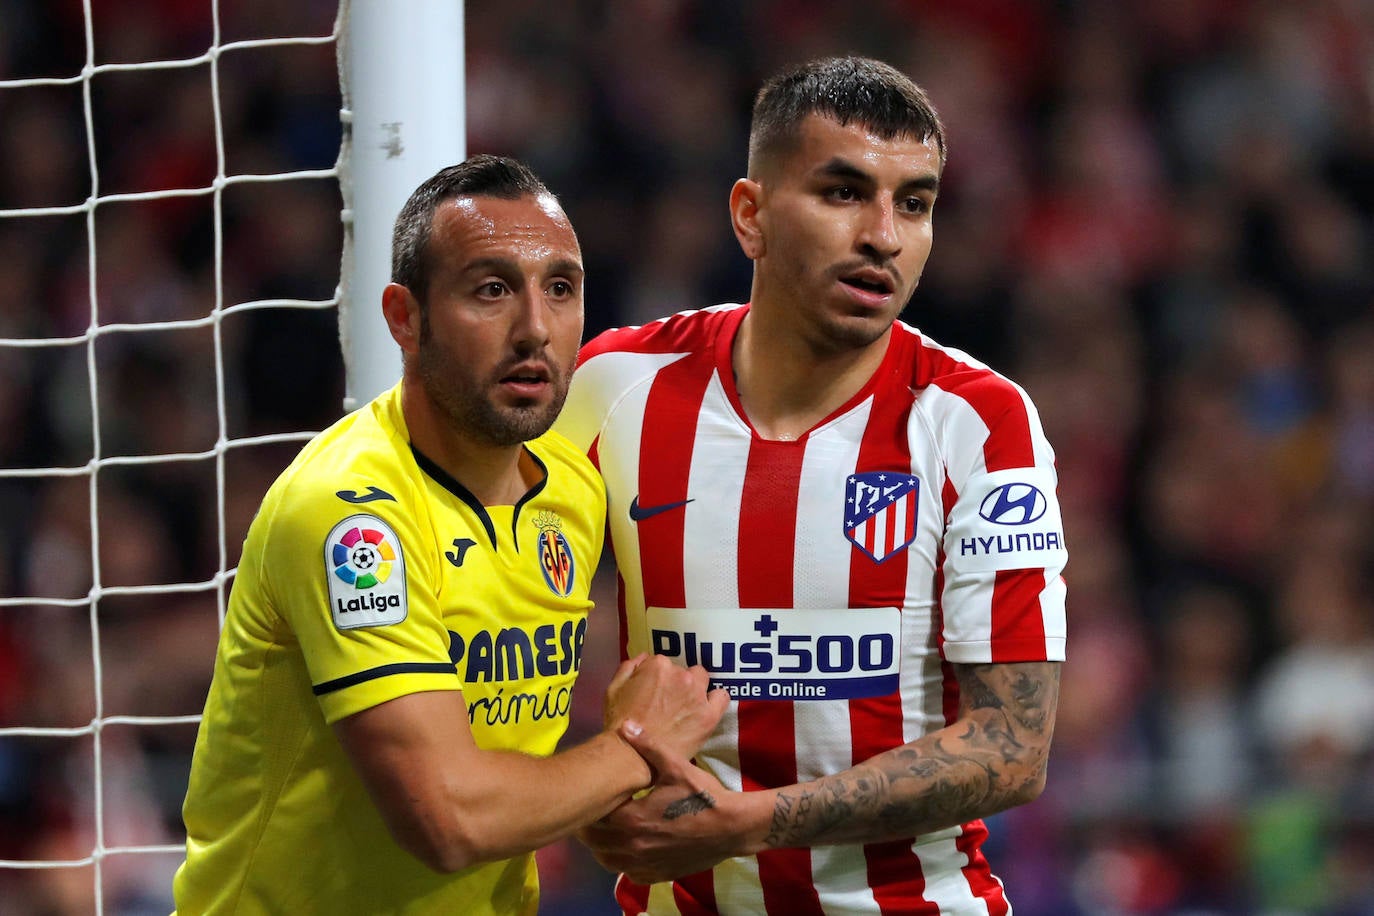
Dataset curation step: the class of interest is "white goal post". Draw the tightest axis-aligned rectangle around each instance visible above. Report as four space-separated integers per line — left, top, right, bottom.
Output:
339 0 466 409
0 1 463 910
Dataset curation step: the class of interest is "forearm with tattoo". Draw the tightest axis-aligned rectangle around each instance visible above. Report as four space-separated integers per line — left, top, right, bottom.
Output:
762 661 1060 850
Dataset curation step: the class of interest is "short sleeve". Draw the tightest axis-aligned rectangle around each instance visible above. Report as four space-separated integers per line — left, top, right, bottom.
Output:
259 481 461 723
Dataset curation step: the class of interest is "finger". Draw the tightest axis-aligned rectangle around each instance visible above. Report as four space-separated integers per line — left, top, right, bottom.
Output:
606 653 648 695
619 719 694 784
705 684 731 721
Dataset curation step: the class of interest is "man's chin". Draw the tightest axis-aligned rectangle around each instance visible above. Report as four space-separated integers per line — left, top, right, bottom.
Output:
818 312 894 353
481 403 562 446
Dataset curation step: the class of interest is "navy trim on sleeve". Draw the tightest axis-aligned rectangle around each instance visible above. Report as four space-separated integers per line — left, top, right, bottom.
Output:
312 662 458 696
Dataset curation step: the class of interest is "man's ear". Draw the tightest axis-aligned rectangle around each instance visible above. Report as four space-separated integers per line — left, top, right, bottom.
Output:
381 282 423 355
729 178 765 261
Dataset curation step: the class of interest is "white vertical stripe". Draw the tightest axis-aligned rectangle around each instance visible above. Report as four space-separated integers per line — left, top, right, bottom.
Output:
1040 569 1068 658
645 879 682 915
708 857 763 913
678 370 751 797
682 372 748 611
918 385 997 655
682 371 757 912
599 366 654 655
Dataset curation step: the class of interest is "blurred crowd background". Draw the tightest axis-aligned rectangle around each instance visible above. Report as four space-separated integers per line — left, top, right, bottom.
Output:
2 0 1373 913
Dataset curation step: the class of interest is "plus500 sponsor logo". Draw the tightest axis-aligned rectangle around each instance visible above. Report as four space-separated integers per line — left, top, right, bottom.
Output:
651 626 893 674
646 608 901 700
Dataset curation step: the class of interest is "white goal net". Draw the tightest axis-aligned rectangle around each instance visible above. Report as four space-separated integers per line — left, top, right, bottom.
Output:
0 3 345 911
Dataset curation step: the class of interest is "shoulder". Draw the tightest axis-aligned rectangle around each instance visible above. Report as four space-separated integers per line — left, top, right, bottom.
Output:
559 305 743 450
899 323 1039 426
260 392 421 541
577 303 743 365
898 323 1053 472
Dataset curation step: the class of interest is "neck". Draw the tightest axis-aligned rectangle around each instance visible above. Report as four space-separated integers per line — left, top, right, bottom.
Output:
733 304 891 441
400 378 535 505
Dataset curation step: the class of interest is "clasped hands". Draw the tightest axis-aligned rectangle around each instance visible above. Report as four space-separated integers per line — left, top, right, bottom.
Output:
590 654 749 884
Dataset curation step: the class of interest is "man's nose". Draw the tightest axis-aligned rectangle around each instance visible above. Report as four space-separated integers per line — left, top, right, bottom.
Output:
857 200 901 259
512 289 552 351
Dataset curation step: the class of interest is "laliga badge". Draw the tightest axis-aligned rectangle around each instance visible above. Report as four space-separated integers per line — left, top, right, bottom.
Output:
325 514 408 629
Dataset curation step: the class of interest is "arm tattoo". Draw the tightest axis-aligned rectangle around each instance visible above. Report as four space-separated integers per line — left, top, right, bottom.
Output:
763 661 1060 849
663 791 716 821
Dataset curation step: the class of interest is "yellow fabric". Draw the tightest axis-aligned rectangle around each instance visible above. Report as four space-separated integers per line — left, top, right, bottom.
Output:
173 383 606 915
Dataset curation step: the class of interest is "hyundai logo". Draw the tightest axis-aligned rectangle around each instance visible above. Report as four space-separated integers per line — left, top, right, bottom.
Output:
978 483 1048 525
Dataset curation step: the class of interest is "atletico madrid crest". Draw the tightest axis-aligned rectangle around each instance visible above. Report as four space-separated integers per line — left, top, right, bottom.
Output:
845 472 919 563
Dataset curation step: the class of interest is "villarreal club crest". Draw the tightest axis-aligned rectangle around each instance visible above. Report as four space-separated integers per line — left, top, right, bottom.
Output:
533 510 575 597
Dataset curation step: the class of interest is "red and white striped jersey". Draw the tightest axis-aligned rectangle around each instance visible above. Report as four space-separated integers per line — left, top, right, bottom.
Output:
556 304 1067 916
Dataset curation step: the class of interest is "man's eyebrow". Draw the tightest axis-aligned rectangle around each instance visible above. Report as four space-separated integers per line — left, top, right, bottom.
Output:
902 174 941 195
459 256 518 275
815 158 941 194
545 258 585 278
816 158 874 184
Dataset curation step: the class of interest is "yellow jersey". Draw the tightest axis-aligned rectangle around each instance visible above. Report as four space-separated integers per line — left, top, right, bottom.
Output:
173 383 606 915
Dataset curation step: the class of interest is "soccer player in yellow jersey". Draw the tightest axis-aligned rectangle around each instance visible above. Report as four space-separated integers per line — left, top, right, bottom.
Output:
172 155 729 915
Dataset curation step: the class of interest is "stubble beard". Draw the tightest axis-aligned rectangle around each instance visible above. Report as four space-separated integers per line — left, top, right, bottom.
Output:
415 343 569 448
801 301 901 358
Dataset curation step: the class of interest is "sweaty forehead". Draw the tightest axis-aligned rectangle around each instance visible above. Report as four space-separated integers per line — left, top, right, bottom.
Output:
431 193 581 271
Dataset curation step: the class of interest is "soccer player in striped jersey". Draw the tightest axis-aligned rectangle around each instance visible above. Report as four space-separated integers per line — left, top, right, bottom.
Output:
557 58 1067 915
173 156 727 915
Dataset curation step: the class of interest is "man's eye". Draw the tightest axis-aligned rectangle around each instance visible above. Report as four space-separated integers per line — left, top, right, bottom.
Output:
900 197 930 214
548 280 575 298
827 186 859 202
478 281 508 297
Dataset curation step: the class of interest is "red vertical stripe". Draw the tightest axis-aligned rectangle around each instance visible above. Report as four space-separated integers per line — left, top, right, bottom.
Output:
635 354 713 616
980 393 1034 472
615 872 718 915
734 438 824 915
989 568 1049 662
673 879 719 916
615 874 651 915
956 822 1010 916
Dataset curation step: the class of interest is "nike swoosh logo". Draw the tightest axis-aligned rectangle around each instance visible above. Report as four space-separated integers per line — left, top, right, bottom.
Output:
628 496 694 521
336 486 396 504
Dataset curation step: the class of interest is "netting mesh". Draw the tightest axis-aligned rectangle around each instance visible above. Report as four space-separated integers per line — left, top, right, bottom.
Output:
0 2 345 910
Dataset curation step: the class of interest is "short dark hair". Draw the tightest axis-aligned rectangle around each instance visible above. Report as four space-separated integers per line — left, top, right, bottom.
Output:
390 154 554 300
748 56 946 176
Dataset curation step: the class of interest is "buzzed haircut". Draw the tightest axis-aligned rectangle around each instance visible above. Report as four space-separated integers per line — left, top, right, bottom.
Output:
391 154 555 301
747 56 946 177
